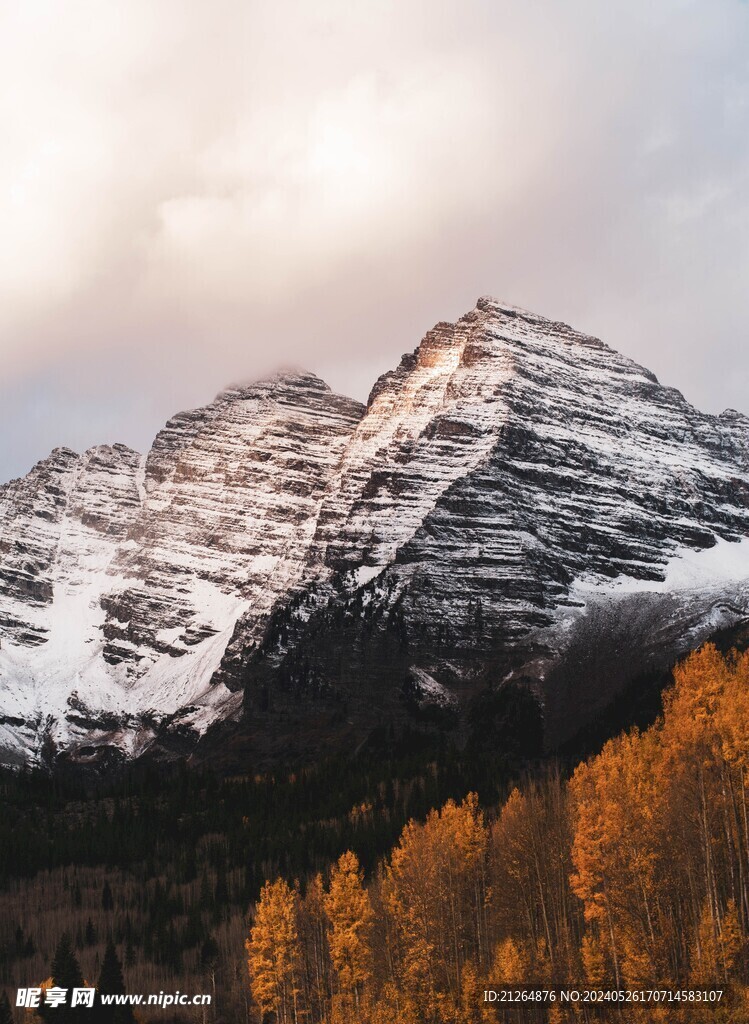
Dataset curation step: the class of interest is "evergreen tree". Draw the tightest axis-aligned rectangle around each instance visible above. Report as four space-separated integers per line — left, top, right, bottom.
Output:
95 941 133 1024
39 933 85 1023
51 931 84 989
101 881 114 911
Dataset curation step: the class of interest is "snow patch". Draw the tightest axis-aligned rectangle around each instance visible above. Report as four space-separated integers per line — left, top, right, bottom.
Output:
573 536 749 599
354 565 385 586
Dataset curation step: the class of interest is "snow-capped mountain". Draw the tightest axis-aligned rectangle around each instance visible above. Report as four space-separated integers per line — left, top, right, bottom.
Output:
0 374 363 765
3 298 749 767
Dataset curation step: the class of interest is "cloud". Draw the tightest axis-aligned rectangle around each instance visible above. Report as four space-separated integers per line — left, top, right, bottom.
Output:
1 0 748 480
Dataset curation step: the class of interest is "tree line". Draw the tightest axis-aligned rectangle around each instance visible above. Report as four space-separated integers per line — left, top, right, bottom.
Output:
0 724 524 1021
246 646 749 1023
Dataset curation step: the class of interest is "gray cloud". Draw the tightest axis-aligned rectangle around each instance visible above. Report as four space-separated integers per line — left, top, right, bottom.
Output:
1 0 748 481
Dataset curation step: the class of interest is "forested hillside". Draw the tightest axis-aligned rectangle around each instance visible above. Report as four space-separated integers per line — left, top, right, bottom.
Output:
4 645 749 1022
0 730 518 1021
247 645 749 1023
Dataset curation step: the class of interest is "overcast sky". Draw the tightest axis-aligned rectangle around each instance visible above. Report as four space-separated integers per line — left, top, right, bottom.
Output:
1 0 748 482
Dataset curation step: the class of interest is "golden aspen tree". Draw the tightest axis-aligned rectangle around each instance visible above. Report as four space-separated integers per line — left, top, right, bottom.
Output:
580 929 606 988
570 727 665 989
715 650 749 771
324 851 374 1021
569 752 622 986
719 899 743 977
667 644 730 741
457 961 488 1024
691 899 719 986
382 820 439 1019
489 773 578 985
712 652 749 937
383 795 488 1022
434 793 488 986
661 647 749 985
490 937 529 985
246 878 303 1024
489 788 531 928
691 897 744 992
367 981 421 1024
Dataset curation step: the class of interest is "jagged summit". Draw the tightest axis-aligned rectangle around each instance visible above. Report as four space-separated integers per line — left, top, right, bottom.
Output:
2 300 749 768
391 296 660 393
0 370 363 765
475 293 551 319
215 368 337 401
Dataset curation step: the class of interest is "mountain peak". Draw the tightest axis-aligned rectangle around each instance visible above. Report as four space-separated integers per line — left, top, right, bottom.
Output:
475 294 536 317
216 368 334 404
3 298 749 768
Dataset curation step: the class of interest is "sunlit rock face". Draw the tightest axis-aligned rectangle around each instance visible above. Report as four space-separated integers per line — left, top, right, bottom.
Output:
225 298 749 754
3 298 749 767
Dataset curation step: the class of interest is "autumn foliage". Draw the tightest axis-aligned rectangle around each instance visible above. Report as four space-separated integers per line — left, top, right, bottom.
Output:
247 646 749 1022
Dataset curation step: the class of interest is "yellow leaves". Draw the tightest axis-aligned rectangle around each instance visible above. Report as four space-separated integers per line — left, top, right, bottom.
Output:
490 938 529 985
692 896 746 987
324 851 375 997
383 794 487 1016
720 900 743 976
580 929 606 988
242 644 749 1022
663 644 749 771
570 644 749 996
245 877 301 1022
304 871 326 917
436 792 486 869
458 961 491 1024
367 982 421 1024
348 801 374 825
571 682 679 935
620 927 655 989
692 899 720 986
492 788 529 885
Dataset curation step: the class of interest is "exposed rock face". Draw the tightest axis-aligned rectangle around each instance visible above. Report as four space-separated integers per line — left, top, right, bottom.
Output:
0 374 363 765
225 298 749 753
0 445 142 650
2 298 749 767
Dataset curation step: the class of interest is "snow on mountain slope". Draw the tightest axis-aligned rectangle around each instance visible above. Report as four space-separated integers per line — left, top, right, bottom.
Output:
0 374 363 765
3 298 749 767
0 444 143 762
228 298 749 750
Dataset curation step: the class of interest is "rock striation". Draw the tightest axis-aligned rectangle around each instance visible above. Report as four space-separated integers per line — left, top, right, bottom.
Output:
0 373 363 764
224 298 749 754
3 299 749 766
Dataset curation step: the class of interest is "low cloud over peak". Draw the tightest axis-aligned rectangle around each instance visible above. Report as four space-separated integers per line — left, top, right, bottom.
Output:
1 0 748 481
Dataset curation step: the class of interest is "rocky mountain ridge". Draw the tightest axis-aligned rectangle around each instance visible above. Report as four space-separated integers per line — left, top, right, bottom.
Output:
2 298 749 767
0 373 363 765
